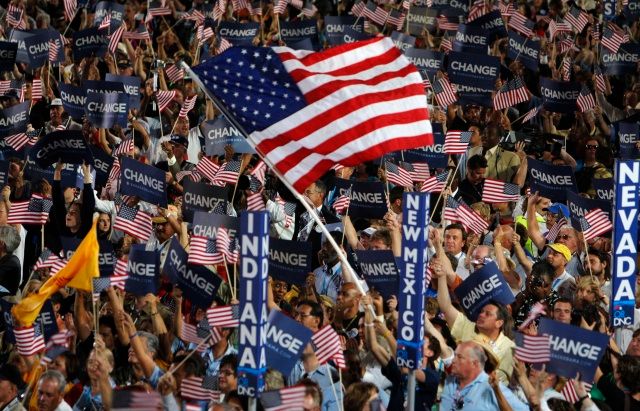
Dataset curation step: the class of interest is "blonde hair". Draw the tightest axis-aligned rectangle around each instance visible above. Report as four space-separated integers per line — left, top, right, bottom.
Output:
576 276 604 303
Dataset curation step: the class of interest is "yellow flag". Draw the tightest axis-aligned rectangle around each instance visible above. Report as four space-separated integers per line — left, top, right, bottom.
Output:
13 219 99 326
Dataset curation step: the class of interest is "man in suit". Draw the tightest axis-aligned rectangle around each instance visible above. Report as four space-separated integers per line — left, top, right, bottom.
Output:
468 124 520 183
296 180 340 267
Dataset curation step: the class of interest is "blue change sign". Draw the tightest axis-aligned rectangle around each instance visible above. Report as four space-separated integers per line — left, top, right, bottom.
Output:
264 309 313 377
356 249 399 299
124 245 159 296
539 318 609 382
454 261 515 321
119 157 167 207
268 238 312 286
611 160 640 327
396 192 429 370
237 211 269 397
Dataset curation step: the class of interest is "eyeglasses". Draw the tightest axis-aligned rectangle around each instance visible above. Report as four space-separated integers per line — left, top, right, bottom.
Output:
585 144 599 150
219 369 234 376
557 234 571 240
294 311 311 319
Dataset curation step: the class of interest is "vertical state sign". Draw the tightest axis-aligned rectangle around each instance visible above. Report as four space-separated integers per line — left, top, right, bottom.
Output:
611 160 640 327
396 192 429 369
237 211 269 397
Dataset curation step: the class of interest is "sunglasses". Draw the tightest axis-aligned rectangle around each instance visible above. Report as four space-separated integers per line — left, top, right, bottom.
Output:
585 144 599 150
557 234 571 240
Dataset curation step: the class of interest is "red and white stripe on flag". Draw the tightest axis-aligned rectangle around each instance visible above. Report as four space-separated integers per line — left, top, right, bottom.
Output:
312 325 346 368
14 326 46 356
514 333 551 363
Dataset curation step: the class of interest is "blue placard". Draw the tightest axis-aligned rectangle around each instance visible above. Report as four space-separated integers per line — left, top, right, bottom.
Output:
72 27 108 59
193 211 240 237
176 262 222 309
452 24 488 54
566 190 612 231
611 160 639 327
539 77 580 113
9 29 35 64
396 123 446 167
340 26 374 44
29 130 94 169
455 83 494 108
265 309 313 377
603 0 616 19
0 299 58 344
23 160 80 188
593 178 613 201
93 1 125 31
467 10 508 40
404 48 443 83
391 31 416 53
356 250 399 299
602 44 640 76
182 180 228 221
59 83 87 119
406 7 437 35
333 179 388 219
105 74 142 110
85 91 129 128
324 16 364 46
453 261 515 321
0 41 18 71
396 192 429 370
61 236 115 277
618 122 639 159
237 211 269 397
125 245 159 296
162 237 186 283
268 238 312 286
83 80 125 94
527 158 577 202
447 51 499 90
507 32 540 72
119 156 167 207
0 160 9 186
0 101 29 138
280 20 320 51
89 145 114 187
23 32 50 68
217 22 260 46
202 116 255 155
538 318 609 382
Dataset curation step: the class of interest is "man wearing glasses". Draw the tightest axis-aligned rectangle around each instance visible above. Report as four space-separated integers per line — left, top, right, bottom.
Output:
439 342 504 410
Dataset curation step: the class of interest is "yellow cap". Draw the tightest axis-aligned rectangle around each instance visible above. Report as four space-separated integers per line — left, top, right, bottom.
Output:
548 243 572 262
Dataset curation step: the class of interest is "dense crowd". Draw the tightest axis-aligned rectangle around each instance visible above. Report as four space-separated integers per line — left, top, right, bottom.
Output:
0 0 639 410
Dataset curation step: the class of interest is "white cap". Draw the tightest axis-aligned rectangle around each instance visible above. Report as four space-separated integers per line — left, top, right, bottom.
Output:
51 98 63 106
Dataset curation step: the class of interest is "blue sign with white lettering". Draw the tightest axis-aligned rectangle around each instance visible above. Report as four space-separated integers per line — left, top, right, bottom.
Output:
454 261 514 321
507 32 540 72
566 190 612 231
85 91 129 129
611 160 640 328
447 51 499 90
527 158 577 202
265 309 313 377
396 192 429 370
538 318 609 381
59 83 87 119
29 130 94 169
333 178 388 219
124 245 159 296
238 211 269 396
119 156 167 207
453 24 488 54
618 122 639 159
72 27 108 59
593 178 613 201
356 250 399 299
202 116 255 155
539 77 580 113
268 238 312 286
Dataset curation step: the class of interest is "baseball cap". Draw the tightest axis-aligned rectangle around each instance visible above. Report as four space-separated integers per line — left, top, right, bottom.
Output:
543 203 570 219
360 227 376 237
548 243 572 262
51 98 63 106
169 135 189 148
0 364 26 389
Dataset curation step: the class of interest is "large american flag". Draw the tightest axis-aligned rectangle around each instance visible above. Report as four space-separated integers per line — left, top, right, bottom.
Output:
385 161 413 188
577 86 596 113
113 205 153 241
481 179 520 203
312 325 346 368
191 37 432 193
579 209 612 241
421 171 449 193
493 77 529 110
514 333 551 363
207 304 240 328
444 197 488 234
432 77 458 107
443 130 472 154
564 6 588 33
7 194 53 225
